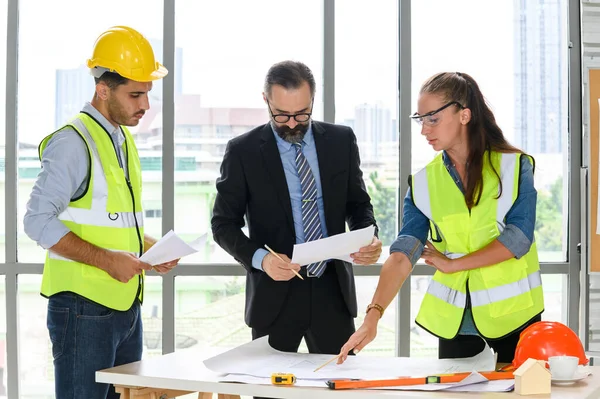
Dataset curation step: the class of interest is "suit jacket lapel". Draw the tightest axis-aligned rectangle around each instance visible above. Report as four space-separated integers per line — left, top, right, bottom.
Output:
259 124 295 233
312 122 334 234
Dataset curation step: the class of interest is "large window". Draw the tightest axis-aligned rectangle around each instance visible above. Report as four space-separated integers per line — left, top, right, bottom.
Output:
174 0 323 264
411 0 569 263
173 276 398 358
355 277 398 356
142 276 164 359
335 0 399 356
0 1 582 396
16 0 164 263
18 276 53 397
175 276 247 356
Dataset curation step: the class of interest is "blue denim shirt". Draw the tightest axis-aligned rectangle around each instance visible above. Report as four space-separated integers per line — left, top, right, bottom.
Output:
251 123 329 270
390 151 537 335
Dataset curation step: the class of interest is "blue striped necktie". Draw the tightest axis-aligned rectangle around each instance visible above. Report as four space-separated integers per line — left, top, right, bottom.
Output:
293 143 326 277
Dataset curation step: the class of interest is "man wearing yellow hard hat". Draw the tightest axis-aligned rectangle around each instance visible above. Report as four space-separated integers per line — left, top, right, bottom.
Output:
24 26 175 398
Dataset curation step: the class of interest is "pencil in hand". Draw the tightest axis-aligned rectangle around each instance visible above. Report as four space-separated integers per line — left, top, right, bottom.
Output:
264 245 304 280
314 353 342 372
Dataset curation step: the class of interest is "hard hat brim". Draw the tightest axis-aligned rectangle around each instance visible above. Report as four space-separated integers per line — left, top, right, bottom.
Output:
147 63 168 81
86 60 169 82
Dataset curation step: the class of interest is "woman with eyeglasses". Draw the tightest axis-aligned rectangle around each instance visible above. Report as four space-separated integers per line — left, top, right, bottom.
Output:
337 72 544 364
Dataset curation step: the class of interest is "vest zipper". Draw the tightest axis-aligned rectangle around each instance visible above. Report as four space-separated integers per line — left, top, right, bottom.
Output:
82 113 145 307
98 120 144 304
123 138 144 305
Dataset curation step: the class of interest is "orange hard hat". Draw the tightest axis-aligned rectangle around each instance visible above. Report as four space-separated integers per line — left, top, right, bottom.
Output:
511 321 588 370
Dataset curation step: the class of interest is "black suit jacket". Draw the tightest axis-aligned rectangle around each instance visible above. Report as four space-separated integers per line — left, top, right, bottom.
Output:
211 121 377 330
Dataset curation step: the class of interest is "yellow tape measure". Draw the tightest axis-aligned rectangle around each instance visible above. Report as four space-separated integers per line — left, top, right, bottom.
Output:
271 373 296 385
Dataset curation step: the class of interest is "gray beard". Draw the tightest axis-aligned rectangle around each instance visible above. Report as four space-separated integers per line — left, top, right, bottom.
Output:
279 130 306 144
271 121 308 144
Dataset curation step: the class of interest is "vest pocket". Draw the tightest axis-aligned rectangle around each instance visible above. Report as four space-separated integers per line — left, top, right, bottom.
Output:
475 260 534 318
108 165 126 186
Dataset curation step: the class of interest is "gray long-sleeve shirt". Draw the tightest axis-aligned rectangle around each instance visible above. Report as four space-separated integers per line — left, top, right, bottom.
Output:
24 103 128 249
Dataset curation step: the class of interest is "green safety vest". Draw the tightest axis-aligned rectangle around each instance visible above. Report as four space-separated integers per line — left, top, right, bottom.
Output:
412 151 544 339
39 112 144 311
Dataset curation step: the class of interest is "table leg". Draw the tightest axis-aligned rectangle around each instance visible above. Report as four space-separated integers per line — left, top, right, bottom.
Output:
114 386 132 399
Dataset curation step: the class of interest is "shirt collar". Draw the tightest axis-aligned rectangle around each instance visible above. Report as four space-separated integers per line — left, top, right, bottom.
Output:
271 121 314 152
442 151 470 170
83 102 124 144
442 150 452 168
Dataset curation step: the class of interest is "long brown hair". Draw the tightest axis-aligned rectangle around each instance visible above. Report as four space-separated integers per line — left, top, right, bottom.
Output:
420 72 525 208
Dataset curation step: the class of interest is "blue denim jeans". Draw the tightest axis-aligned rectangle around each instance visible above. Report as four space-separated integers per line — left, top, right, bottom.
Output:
47 292 143 399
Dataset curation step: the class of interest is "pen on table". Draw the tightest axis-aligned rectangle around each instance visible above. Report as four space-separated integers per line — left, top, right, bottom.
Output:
264 245 304 280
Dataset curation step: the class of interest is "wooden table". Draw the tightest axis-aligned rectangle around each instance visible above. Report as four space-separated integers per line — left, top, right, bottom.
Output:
96 350 600 399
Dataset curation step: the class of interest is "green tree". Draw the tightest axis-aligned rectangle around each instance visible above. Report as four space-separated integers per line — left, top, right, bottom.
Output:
367 171 397 245
534 177 563 252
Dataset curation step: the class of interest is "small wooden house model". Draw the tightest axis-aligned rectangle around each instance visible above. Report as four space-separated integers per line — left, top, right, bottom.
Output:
514 358 551 395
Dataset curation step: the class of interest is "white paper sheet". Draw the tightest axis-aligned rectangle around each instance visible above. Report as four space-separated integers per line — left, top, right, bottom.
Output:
446 379 514 392
139 230 203 265
291 225 375 266
219 375 329 388
203 336 496 381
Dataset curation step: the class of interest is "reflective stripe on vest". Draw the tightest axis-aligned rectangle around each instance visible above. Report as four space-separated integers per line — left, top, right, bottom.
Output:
470 270 542 307
40 113 144 311
58 207 144 229
426 264 542 308
48 249 136 262
71 117 108 211
425 279 467 308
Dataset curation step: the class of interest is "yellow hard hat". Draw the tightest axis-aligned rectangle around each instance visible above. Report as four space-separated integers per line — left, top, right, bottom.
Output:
86 26 168 82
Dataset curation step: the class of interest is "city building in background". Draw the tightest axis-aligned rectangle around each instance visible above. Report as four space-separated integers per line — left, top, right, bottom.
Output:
514 0 567 154
340 103 399 188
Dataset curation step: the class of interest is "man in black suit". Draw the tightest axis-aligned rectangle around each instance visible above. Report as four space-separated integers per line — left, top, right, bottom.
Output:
211 61 382 359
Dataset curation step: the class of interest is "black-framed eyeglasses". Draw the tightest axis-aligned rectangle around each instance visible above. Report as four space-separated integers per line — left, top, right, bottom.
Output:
267 99 314 123
410 101 464 127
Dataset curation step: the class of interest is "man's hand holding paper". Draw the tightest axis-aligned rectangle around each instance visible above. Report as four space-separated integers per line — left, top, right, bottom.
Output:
291 225 381 266
350 236 383 265
140 230 203 268
153 259 179 274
